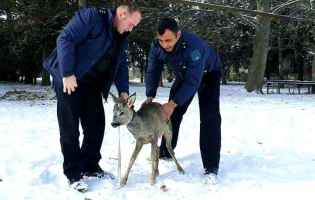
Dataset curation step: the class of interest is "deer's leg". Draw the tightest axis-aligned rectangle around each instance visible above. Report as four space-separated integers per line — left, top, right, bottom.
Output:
120 140 143 186
150 139 158 186
164 125 185 174
155 145 160 177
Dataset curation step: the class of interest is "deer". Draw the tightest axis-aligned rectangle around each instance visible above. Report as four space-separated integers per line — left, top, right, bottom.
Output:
109 92 184 186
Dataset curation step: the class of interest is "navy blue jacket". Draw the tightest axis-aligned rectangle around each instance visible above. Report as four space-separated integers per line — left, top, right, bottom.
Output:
44 8 129 100
146 30 221 106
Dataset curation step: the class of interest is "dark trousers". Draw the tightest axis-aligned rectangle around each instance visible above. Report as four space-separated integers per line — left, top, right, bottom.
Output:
160 70 222 174
54 81 105 181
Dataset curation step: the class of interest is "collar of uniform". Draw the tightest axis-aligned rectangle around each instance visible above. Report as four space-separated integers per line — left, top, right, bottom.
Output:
98 7 116 20
97 7 116 39
173 35 183 54
108 8 116 35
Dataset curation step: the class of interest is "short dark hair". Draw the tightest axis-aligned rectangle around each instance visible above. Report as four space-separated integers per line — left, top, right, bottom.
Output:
119 2 141 15
157 17 179 35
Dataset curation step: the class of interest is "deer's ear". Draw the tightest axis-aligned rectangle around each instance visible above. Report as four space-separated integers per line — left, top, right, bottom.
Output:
109 92 119 103
127 93 136 108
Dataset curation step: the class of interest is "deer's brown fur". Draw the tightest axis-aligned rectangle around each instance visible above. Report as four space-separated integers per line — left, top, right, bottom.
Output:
110 92 184 186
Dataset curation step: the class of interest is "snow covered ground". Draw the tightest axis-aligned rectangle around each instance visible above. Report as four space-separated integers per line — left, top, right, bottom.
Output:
1 81 315 200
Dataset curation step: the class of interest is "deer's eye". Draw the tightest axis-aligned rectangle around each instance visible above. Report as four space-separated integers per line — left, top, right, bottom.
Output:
120 112 124 116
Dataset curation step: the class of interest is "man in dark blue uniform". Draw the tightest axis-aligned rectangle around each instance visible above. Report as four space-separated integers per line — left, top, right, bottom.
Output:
143 18 221 185
44 3 141 192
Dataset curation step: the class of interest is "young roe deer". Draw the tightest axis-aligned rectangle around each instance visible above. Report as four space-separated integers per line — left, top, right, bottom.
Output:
109 92 184 186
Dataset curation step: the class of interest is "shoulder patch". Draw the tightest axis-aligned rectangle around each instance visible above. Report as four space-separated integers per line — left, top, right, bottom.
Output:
190 49 201 61
98 8 107 16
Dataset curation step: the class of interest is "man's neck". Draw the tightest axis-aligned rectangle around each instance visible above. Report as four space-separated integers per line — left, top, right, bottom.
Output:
113 7 119 32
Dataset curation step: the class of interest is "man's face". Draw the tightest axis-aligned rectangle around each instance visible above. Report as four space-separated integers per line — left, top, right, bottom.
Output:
115 11 141 34
157 29 181 52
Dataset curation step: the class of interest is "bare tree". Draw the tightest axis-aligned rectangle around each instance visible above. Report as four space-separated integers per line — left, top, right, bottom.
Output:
244 0 307 92
41 44 51 86
159 0 314 92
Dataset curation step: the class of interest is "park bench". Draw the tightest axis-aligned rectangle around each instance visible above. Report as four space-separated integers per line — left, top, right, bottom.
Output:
266 80 315 94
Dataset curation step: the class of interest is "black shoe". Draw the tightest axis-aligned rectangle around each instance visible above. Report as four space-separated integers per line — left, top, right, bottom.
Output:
69 179 88 192
203 173 218 185
205 168 218 175
203 168 219 185
160 156 172 161
68 174 88 192
82 166 115 180
159 149 172 161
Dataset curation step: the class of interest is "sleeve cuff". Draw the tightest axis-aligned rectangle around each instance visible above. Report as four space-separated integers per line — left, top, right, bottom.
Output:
171 98 181 106
146 94 156 98
61 71 75 77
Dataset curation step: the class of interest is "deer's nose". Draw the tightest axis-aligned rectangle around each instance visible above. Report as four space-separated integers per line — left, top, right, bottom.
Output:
111 122 121 128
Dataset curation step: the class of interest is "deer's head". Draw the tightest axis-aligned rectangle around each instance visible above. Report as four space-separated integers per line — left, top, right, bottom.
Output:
109 92 136 128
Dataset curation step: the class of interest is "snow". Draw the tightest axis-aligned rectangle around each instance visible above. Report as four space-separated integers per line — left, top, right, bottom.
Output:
1 81 315 200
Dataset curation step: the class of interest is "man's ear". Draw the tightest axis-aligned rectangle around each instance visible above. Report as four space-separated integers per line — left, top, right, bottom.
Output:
177 30 182 38
118 9 126 20
127 93 136 108
109 92 119 103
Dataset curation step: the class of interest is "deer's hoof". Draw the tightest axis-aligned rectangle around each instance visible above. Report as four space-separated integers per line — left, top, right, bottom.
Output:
116 185 123 190
150 179 156 186
179 169 185 174
120 180 127 186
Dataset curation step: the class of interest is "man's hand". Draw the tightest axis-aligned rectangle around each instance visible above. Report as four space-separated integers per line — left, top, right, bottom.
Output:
162 100 177 119
120 92 129 103
142 97 154 106
63 75 77 95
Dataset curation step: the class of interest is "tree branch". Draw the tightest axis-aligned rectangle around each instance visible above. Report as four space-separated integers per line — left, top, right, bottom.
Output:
157 0 315 23
272 0 301 14
174 8 215 18
231 11 260 30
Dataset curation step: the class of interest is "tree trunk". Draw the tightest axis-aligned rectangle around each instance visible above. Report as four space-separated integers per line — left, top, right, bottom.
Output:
132 64 136 79
33 77 37 85
216 0 226 85
278 25 284 88
159 74 164 87
41 46 51 86
245 0 271 93
140 66 144 83
278 27 283 80
143 48 149 83
312 55 315 93
297 54 304 80
215 29 227 84
24 70 33 84
41 67 51 86
312 56 315 80
221 67 227 85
